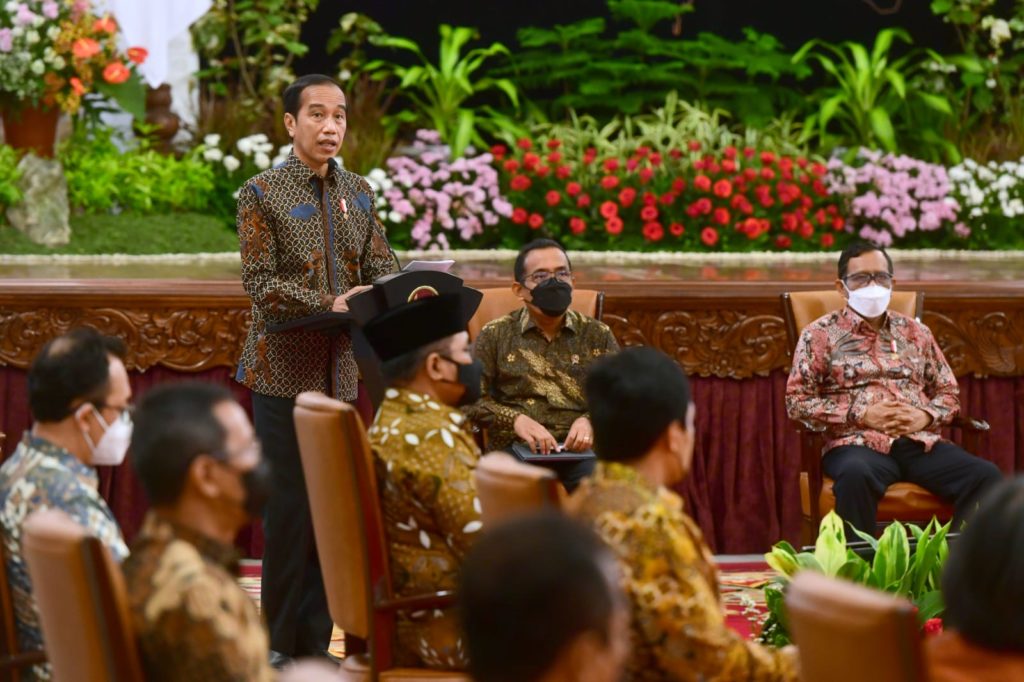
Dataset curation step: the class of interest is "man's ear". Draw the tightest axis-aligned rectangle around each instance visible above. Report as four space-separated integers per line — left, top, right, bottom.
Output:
283 112 297 138
512 280 527 301
189 455 222 500
835 278 847 298
423 352 445 382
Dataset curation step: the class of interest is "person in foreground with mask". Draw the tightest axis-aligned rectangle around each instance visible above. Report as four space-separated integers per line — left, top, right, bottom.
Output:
465 238 619 490
361 287 485 671
0 327 131 682
786 241 1001 534
125 382 337 682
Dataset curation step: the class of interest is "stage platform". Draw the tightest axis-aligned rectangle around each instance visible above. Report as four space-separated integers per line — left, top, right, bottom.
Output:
1 251 1022 554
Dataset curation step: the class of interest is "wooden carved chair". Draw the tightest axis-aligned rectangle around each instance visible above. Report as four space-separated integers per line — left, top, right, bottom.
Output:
21 510 143 682
473 452 564 528
781 291 989 542
293 392 469 682
466 287 604 343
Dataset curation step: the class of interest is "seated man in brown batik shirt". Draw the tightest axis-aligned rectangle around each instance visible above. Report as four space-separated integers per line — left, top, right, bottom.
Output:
465 239 619 490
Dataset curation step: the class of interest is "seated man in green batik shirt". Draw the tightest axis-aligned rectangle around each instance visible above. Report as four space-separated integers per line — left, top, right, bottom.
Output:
465 239 619 490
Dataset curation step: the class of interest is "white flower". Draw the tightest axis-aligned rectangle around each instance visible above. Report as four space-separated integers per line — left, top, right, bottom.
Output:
11 27 23 38
271 156 287 168
254 152 270 170
367 167 388 184
50 56 64 70
232 189 240 200
25 30 39 45
223 155 241 172
277 144 292 156
203 148 223 162
4 1 17 12
236 137 255 156
986 78 997 89
254 142 274 155
203 133 221 147
989 18 1012 46
30 59 44 75
251 133 268 143
46 25 59 40
338 68 352 81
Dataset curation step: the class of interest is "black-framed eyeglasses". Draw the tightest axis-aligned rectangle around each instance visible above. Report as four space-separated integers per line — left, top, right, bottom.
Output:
843 271 893 289
94 402 134 424
523 269 573 286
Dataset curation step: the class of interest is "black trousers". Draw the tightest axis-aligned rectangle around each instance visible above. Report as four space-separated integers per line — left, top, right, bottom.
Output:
822 437 1002 535
252 392 332 657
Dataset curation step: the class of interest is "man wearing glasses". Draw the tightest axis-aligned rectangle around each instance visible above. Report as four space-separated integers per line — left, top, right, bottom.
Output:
466 239 619 490
786 241 1001 534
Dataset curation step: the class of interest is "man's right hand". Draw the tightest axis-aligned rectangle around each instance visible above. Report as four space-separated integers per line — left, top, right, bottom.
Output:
861 400 910 435
514 414 558 455
332 285 373 312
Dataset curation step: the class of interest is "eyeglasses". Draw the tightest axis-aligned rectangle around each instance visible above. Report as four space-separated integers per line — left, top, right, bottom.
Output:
523 269 573 286
843 271 893 289
95 403 133 424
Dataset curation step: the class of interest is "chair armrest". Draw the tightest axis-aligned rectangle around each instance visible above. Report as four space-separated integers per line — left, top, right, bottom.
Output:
951 415 990 432
792 418 827 434
375 590 457 614
0 650 47 669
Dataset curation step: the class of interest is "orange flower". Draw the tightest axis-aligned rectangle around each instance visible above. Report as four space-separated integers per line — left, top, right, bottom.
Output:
70 77 87 96
126 47 148 65
94 15 118 34
72 38 102 59
103 61 130 84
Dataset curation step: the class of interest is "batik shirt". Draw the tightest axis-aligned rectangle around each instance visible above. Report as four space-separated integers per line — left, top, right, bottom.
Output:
571 462 797 682
786 306 959 454
465 307 619 449
368 388 483 669
0 434 128 682
123 512 272 682
236 153 396 401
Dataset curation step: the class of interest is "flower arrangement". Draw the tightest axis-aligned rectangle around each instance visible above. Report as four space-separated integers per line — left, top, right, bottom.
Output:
0 0 147 116
493 134 849 252
199 132 291 224
826 149 969 248
948 157 1024 248
375 129 513 250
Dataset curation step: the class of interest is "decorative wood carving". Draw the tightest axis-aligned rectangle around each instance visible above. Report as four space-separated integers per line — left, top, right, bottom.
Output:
922 310 1024 378
652 311 789 378
601 313 650 348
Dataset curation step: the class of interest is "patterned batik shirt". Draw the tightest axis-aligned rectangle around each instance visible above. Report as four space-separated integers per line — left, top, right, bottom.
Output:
368 388 483 670
786 306 959 455
236 153 397 401
123 512 272 682
0 434 128 682
465 307 619 449
571 462 798 682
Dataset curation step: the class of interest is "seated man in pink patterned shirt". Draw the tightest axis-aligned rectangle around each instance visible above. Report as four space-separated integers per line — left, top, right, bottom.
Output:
786 241 1001 534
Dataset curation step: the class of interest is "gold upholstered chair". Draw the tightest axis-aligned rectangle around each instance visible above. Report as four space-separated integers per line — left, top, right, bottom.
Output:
466 287 604 343
781 290 989 542
473 452 564 527
21 509 143 682
786 571 927 682
293 392 469 682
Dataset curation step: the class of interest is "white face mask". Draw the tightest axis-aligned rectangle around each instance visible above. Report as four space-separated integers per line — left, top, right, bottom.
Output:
81 405 132 467
844 283 892 319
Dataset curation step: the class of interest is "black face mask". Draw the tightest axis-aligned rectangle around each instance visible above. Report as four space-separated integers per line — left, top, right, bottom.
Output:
237 458 272 520
528 278 573 317
438 356 483 407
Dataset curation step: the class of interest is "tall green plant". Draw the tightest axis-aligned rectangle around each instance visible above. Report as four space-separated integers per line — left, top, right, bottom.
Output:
793 29 955 160
0 145 22 217
364 24 519 158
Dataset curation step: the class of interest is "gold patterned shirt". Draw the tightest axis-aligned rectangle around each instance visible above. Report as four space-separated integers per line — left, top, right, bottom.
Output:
571 462 797 682
123 512 272 682
465 307 619 449
368 388 483 669
236 153 396 401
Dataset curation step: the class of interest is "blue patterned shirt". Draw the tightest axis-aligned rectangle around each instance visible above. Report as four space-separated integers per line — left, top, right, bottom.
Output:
0 434 128 681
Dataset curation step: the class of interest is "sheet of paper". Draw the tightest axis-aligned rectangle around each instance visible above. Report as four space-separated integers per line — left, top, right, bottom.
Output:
402 259 455 273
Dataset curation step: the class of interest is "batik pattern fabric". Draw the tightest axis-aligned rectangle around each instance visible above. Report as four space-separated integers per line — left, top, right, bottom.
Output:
465 307 619 449
786 306 959 455
368 388 483 669
0 434 128 682
236 153 396 401
123 513 272 682
571 462 798 682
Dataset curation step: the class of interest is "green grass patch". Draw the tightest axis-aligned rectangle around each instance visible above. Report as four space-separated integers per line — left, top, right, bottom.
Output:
0 212 237 255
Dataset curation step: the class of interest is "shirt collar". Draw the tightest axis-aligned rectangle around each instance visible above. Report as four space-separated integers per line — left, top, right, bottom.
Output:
142 512 241 574
517 306 580 336
840 304 890 334
282 151 340 184
22 433 97 484
596 460 685 512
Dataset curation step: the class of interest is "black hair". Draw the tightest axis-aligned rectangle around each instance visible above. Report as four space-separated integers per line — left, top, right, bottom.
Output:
838 240 893 279
130 382 234 507
513 238 572 283
585 346 691 463
942 477 1024 652
380 336 453 387
28 327 127 423
282 74 344 117
459 512 617 682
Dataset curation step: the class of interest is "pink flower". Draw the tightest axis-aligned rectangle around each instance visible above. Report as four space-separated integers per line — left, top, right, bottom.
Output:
15 5 37 26
42 1 59 19
0 29 12 53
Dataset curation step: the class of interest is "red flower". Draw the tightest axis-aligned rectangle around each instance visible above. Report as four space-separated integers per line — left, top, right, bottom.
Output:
642 221 665 241
127 47 148 65
566 181 582 197
103 62 131 85
93 15 117 33
72 38 102 60
669 149 683 160
797 156 809 168
69 77 87 96
743 168 758 181
510 175 532 191
649 152 662 167
569 216 586 234
781 213 799 232
626 158 639 172
605 216 624 234
511 208 528 224
694 174 712 192
636 146 651 158
523 152 540 169
706 161 720 175
713 207 731 226
700 226 719 246
669 222 685 237
577 193 592 208
812 162 827 177
503 159 520 172
687 141 702 152
528 213 544 229
924 619 943 636
546 190 561 207
832 216 845 231
600 175 620 190
695 197 712 215
517 138 533 150
638 167 654 183
599 201 619 219
547 139 562 150
760 151 776 165
815 208 828 225
535 165 551 178
776 235 792 249
659 192 676 206
641 191 656 206
583 147 597 164
672 178 686 193
604 158 620 172
713 179 733 198
743 147 755 159
723 146 737 160
640 205 659 222
618 187 637 207
812 179 828 197
721 159 737 174
490 144 508 159
820 233 835 248
760 167 776 180
555 165 572 180
547 151 563 164
799 221 814 238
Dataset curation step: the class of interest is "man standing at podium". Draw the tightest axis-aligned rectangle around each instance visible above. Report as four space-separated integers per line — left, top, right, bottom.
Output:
235 73 396 666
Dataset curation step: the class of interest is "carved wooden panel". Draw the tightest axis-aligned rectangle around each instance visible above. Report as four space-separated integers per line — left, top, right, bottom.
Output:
652 311 789 378
922 310 1024 378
